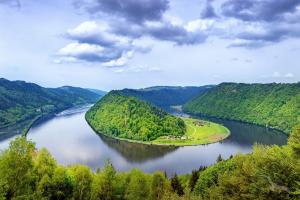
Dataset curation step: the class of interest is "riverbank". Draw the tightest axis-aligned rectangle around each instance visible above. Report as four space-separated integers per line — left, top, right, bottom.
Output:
86 116 230 146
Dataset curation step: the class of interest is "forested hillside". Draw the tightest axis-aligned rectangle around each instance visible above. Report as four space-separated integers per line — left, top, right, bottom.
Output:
119 86 213 108
0 78 102 135
184 83 300 134
86 91 186 141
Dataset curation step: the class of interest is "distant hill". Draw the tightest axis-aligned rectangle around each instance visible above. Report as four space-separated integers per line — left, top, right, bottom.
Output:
86 88 107 96
0 78 102 135
183 83 300 134
119 85 214 108
85 91 186 141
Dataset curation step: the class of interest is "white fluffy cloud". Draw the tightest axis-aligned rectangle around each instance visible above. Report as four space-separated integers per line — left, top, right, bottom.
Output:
56 21 150 66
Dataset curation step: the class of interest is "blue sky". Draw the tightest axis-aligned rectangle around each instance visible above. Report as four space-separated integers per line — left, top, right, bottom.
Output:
0 0 299 90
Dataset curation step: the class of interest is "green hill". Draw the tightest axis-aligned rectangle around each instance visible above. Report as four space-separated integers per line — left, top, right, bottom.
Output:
0 78 102 135
85 91 186 141
119 85 213 108
183 83 300 134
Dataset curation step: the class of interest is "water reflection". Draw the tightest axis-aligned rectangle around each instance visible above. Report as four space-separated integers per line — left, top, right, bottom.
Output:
0 105 288 175
99 134 178 163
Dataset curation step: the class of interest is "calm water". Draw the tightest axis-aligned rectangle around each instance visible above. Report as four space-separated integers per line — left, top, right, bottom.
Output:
0 105 287 175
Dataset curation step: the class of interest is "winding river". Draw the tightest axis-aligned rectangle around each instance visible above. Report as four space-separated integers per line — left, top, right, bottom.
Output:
0 105 287 175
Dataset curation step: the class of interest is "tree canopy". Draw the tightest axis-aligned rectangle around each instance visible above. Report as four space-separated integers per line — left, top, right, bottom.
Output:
184 83 300 133
86 91 186 141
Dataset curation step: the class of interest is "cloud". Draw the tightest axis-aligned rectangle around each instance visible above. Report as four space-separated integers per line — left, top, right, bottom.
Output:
65 21 130 48
57 43 122 63
74 0 208 45
201 0 217 19
221 0 300 22
76 0 169 24
111 19 209 45
56 21 151 66
71 0 300 50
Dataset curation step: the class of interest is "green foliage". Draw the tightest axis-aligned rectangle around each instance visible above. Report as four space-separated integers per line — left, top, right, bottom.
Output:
0 135 299 200
184 83 300 133
171 174 185 196
91 162 117 200
0 78 101 135
150 171 170 200
0 137 36 199
194 145 300 200
86 91 186 141
68 165 93 200
189 170 199 192
288 119 300 157
125 169 150 200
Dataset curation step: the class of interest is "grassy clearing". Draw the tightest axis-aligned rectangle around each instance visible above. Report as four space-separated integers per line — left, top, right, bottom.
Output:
151 118 230 146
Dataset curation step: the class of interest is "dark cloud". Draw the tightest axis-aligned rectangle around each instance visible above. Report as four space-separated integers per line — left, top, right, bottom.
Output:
221 0 300 22
73 0 207 45
145 22 207 45
76 0 169 24
111 21 207 45
201 0 217 19
219 0 300 48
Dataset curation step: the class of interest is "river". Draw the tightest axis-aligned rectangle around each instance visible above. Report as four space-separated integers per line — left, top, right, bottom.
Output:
0 105 287 175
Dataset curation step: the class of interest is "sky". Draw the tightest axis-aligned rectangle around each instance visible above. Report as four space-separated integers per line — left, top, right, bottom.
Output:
0 0 299 91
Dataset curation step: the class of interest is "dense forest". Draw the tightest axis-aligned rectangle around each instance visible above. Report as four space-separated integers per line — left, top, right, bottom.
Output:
0 120 299 199
119 86 213 108
184 83 300 134
0 78 103 135
86 91 186 141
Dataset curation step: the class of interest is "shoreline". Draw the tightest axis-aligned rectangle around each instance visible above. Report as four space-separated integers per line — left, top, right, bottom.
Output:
183 110 289 135
85 115 231 147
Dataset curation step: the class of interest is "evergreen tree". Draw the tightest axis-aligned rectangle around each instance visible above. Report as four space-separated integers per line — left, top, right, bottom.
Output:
216 154 223 162
189 170 199 192
170 174 184 196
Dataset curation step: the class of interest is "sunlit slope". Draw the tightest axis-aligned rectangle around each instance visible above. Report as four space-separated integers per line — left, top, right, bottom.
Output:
184 83 300 134
86 91 186 141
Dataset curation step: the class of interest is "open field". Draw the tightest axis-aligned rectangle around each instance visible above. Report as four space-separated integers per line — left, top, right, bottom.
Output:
151 117 230 146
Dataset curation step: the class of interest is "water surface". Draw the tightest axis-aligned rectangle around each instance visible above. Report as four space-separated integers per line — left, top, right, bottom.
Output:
0 105 287 175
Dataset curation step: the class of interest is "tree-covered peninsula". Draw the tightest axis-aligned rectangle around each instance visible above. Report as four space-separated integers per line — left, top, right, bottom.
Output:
86 91 229 145
85 91 186 141
184 83 300 134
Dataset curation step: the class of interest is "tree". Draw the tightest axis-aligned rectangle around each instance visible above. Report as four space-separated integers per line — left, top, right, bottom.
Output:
288 121 300 157
91 161 116 200
171 174 184 196
50 166 73 200
34 148 57 179
69 165 93 200
125 169 150 200
0 137 36 199
216 154 223 162
150 171 168 200
189 170 199 192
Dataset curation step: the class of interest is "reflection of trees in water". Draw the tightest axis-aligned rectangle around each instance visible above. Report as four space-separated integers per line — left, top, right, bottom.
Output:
168 106 287 146
195 116 288 146
99 134 178 163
